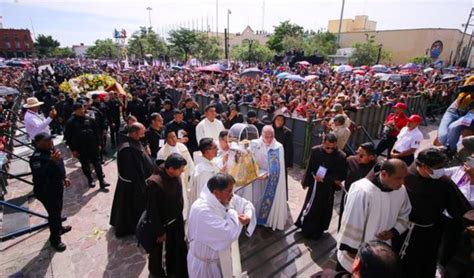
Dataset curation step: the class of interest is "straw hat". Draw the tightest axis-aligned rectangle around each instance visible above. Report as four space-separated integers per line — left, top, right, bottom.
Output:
23 97 44 109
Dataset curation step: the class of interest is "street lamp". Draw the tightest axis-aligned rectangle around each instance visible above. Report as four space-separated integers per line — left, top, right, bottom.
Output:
336 0 345 47
146 7 152 29
376 44 383 64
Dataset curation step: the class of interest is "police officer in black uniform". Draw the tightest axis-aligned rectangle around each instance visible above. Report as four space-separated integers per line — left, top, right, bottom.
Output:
29 132 71 251
105 91 123 148
64 102 110 190
88 95 109 161
127 92 147 125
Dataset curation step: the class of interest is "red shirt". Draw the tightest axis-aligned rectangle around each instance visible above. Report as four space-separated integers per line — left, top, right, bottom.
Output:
385 113 408 137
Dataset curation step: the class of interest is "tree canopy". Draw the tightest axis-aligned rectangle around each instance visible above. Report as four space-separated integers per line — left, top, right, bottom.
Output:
349 36 392 66
52 47 75 58
231 39 274 62
168 28 222 61
128 27 168 60
266 21 304 53
33 34 60 58
86 39 118 59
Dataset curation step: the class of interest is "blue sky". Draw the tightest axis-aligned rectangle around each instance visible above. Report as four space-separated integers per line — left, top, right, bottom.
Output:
1 0 472 47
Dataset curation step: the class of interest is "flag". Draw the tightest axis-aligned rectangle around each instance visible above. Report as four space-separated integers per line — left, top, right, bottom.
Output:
228 9 231 14
144 60 150 67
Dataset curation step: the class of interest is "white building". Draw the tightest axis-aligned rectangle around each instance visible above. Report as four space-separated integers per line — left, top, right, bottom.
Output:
72 43 91 58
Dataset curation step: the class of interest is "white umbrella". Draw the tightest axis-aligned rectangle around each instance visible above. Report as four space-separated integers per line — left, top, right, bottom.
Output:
423 67 434 74
304 75 319 81
336 65 353 73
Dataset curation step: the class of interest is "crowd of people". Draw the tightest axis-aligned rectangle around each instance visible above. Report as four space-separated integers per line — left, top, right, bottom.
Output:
1 58 473 278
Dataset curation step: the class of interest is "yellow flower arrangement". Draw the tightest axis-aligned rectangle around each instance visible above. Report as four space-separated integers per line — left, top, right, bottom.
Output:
58 74 117 98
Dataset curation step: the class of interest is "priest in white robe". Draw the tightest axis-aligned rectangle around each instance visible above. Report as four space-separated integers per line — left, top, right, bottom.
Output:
157 129 194 219
187 173 256 278
239 125 287 231
195 104 225 143
189 138 220 207
337 159 412 273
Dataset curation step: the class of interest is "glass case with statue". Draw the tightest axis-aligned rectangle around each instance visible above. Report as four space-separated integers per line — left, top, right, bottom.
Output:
225 123 262 188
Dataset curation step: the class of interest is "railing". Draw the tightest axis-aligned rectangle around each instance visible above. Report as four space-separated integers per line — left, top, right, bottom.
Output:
168 89 439 168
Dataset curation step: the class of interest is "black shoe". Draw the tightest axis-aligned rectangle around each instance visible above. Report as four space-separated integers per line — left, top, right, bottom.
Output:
51 241 67 252
88 180 96 188
61 225 72 235
100 180 110 188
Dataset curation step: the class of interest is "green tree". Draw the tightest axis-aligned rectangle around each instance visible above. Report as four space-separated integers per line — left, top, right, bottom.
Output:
52 47 75 58
303 31 337 57
128 27 168 60
193 32 222 61
410 55 432 65
33 34 60 58
281 35 305 52
168 28 198 60
231 39 274 62
266 21 304 53
86 39 118 59
349 36 392 66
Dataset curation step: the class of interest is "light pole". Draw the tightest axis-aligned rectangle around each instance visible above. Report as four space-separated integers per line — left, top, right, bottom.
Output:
227 9 231 36
336 0 345 48
376 44 383 64
227 9 231 63
146 7 152 29
216 0 219 37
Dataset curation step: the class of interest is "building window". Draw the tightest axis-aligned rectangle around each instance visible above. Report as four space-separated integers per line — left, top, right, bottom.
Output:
16 41 21 49
25 42 30 49
5 42 11 49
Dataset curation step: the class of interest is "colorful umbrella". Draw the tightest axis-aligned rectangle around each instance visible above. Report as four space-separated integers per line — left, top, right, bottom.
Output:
240 68 263 78
196 65 224 74
276 72 291 79
401 63 417 70
296 61 311 66
0 86 19 96
371 64 389 73
284 75 306 82
304 75 319 81
336 65 353 73
353 69 365 75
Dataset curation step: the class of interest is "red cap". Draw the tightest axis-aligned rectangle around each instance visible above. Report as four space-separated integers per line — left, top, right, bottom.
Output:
407 114 422 123
393 102 407 110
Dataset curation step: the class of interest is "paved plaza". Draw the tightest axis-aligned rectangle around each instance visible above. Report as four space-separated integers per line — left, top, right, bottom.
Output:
0 124 438 277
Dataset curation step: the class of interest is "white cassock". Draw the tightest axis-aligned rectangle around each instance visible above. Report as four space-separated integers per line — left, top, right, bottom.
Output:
189 157 220 208
187 186 256 278
337 178 412 272
157 142 195 220
238 137 287 231
195 118 225 143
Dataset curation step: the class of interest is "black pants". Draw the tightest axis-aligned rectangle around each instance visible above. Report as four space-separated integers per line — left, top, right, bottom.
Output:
79 154 104 182
375 135 397 157
394 225 442 278
34 184 63 245
109 122 120 146
148 223 188 277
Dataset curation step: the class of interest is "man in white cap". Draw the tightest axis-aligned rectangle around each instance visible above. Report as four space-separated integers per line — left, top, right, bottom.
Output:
24 97 57 139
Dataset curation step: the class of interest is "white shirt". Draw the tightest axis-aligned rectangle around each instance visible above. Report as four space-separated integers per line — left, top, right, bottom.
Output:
24 110 52 139
195 118 225 143
393 126 423 153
